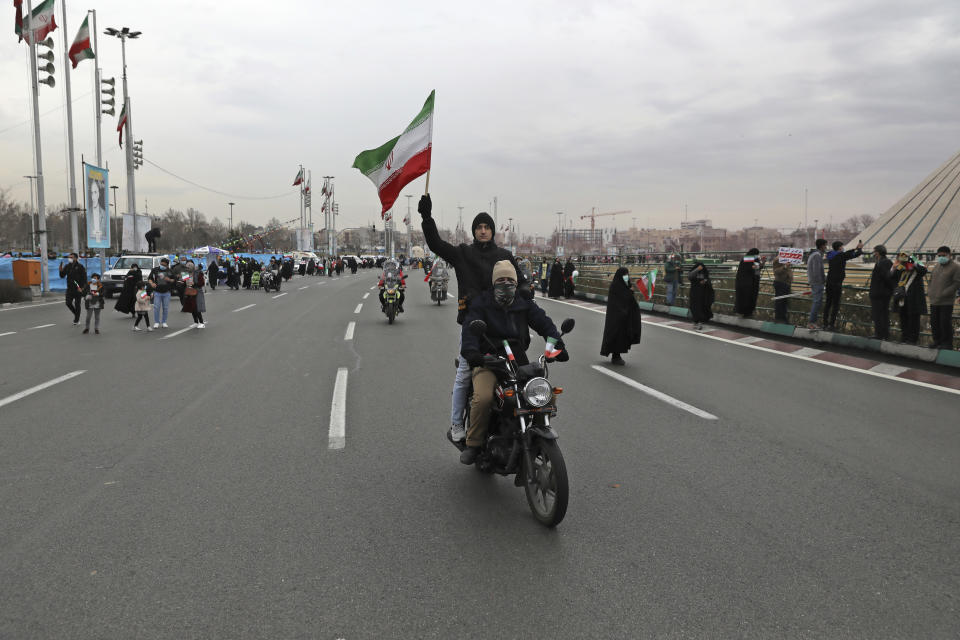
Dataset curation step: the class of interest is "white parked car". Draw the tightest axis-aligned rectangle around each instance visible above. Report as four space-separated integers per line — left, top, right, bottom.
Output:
102 254 170 297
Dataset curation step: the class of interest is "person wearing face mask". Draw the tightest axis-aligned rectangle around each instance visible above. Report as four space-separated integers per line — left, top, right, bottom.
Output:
59 252 87 325
180 260 207 328
600 268 641 365
81 273 104 334
459 261 568 464
891 252 927 344
418 194 527 444
147 257 174 329
927 246 960 350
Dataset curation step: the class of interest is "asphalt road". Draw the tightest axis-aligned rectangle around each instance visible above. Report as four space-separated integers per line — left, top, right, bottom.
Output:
1 272 958 639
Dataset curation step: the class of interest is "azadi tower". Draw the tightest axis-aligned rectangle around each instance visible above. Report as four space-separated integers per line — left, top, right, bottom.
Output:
856 149 960 253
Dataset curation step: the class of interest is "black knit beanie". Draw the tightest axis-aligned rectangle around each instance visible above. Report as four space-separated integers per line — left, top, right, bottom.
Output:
472 212 495 239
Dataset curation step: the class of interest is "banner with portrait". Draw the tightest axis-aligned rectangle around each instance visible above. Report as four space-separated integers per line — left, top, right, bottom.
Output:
83 163 110 248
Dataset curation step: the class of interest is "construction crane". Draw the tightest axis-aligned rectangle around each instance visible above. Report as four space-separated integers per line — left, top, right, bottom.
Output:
581 208 632 230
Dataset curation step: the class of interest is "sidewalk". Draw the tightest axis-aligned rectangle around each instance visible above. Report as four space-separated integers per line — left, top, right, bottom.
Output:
573 290 960 371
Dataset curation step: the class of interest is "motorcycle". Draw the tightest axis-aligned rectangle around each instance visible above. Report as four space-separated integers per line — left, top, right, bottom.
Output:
428 264 449 305
261 270 281 293
382 276 401 324
449 317 575 527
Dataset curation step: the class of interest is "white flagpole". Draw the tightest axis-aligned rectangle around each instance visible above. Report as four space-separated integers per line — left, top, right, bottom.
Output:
61 0 79 255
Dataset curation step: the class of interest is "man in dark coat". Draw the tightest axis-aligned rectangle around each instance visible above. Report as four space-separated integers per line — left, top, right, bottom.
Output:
733 248 764 317
601 267 641 365
548 258 564 298
892 253 927 344
822 239 863 330
58 253 87 325
868 244 894 339
419 194 526 445
113 264 141 316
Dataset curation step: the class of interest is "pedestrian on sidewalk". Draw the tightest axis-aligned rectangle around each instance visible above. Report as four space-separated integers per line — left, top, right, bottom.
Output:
822 239 863 330
806 239 827 329
601 267 641 365
868 245 894 339
81 273 104 334
688 261 714 330
59 252 86 326
927 246 960 349
892 253 927 344
664 253 682 305
772 256 793 323
548 258 564 298
734 248 764 317
132 282 152 331
147 257 174 329
563 259 576 298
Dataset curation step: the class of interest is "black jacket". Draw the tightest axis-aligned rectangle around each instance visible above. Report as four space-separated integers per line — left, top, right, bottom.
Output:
461 290 561 366
826 247 863 285
421 216 522 323
601 268 641 356
868 257 894 298
59 261 86 296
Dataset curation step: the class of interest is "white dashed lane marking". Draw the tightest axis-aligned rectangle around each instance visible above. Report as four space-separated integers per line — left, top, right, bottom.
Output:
344 322 355 341
592 365 719 420
0 370 86 409
328 368 348 450
354 304 362 314
233 304 256 313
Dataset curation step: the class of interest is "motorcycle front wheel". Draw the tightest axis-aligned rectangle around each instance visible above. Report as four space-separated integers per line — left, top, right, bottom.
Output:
387 304 395 324
523 439 568 527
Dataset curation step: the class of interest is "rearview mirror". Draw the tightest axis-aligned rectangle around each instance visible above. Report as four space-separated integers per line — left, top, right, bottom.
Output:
560 318 575 334
469 319 487 336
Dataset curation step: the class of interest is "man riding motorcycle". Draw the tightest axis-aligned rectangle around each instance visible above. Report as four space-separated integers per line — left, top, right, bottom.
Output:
378 259 406 313
418 195 530 445
459 260 568 465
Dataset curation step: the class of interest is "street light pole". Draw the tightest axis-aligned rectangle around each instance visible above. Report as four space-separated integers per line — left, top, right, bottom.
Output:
110 185 119 252
556 212 563 255
24 176 37 253
228 202 235 233
25 0 50 290
105 26 141 251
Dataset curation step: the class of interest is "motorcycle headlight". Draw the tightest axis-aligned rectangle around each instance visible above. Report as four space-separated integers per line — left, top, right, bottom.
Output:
522 377 553 408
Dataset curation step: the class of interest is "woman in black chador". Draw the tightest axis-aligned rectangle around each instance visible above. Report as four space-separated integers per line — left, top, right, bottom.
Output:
734 248 764 317
548 258 564 298
113 263 141 317
600 267 641 365
562 259 575 298
688 261 715 330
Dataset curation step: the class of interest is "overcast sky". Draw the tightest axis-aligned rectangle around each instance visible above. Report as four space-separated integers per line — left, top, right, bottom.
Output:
2 0 959 237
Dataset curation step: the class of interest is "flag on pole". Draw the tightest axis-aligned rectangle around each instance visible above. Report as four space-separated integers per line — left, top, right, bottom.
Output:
117 103 127 147
635 269 657 301
352 90 434 216
502 340 516 362
16 0 56 44
544 336 563 359
14 0 23 42
68 15 94 67
292 168 304 186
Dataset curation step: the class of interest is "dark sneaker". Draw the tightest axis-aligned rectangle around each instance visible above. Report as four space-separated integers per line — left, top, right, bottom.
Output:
82 328 89 334
611 355 625 366
459 446 480 465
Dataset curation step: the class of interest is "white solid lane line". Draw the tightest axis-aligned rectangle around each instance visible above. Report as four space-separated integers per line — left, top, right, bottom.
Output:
0 370 86 409
329 368 348 449
272 292 288 299
541 296 960 397
28 323 55 330
0 300 63 311
344 321 355 341
354 304 362 314
362 292 370 299
591 365 718 420
0 331 16 338
160 327 194 340
233 303 256 313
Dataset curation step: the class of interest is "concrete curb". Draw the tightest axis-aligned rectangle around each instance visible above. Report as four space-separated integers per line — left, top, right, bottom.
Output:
568 291 959 370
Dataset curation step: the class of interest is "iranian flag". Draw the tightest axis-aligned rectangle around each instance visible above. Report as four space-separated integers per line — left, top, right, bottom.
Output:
292 168 304 186
116 103 127 147
352 90 434 216
635 269 657 301
544 336 563 359
16 0 57 45
68 15 95 68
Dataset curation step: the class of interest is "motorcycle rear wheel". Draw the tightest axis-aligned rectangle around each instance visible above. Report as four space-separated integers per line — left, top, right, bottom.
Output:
523 439 568 527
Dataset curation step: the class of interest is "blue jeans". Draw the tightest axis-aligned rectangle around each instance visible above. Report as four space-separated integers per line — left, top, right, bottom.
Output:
808 284 824 324
153 291 171 324
665 280 679 305
451 333 471 427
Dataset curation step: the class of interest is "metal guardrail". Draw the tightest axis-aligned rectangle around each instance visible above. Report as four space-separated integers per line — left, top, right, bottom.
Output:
566 264 958 347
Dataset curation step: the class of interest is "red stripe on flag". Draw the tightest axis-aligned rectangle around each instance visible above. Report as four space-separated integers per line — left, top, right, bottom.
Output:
68 37 91 67
376 145 431 214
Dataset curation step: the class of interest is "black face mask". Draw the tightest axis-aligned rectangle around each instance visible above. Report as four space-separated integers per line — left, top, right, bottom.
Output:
494 282 517 308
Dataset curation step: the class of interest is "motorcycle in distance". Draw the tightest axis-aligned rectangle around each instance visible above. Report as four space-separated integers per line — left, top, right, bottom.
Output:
428 259 450 305
449 317 575 527
261 269 281 293
382 273 401 324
